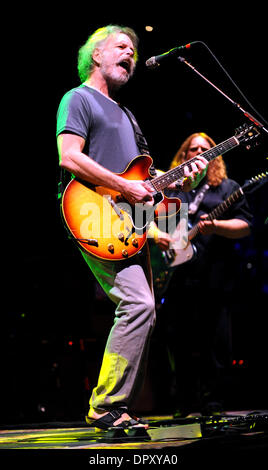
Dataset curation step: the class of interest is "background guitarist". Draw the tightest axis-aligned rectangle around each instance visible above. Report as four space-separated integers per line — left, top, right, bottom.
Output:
150 132 253 417
56 25 208 430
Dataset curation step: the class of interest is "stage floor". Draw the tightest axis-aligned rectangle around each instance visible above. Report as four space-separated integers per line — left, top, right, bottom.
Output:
0 410 267 469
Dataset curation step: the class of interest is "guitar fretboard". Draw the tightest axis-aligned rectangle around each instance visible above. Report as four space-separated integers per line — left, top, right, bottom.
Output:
188 171 268 240
151 136 239 192
188 187 244 240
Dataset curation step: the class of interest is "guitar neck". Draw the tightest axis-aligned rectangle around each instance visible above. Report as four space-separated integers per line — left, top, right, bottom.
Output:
151 135 239 192
188 171 268 241
188 186 244 241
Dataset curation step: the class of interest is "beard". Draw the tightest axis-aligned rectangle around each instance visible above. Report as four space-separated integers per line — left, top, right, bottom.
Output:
100 62 134 89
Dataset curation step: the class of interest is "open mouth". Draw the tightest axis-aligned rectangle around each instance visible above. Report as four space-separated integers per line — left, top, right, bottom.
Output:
118 60 131 73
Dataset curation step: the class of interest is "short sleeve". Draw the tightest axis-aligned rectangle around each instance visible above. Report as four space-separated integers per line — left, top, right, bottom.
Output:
56 89 92 139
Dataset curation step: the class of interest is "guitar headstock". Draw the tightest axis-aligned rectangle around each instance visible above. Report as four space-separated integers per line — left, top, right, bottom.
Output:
235 123 260 149
243 171 268 192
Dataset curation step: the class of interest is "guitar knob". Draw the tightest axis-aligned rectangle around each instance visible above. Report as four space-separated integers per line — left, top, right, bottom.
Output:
122 249 128 258
107 244 114 253
132 238 139 247
118 232 124 242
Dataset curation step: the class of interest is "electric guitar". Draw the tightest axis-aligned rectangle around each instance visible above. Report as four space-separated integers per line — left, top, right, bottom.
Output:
150 171 268 296
61 124 259 261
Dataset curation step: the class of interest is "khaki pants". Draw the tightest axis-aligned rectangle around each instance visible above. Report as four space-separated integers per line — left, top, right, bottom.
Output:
81 243 156 413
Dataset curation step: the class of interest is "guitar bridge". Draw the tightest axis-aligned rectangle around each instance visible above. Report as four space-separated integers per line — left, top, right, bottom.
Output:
105 195 124 221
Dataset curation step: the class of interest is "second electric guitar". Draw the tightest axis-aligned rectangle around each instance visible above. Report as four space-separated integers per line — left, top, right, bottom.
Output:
150 171 268 296
61 124 259 260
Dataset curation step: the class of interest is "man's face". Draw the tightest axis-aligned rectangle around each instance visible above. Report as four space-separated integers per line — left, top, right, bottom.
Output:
186 136 211 160
96 33 136 88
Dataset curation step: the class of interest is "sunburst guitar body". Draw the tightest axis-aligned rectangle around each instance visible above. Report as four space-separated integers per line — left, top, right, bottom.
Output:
61 155 180 261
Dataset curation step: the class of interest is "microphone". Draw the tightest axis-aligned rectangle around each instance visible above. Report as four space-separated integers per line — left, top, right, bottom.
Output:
145 42 195 69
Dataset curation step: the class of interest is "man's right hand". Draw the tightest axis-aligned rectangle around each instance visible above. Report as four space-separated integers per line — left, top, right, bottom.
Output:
121 179 155 205
154 230 174 250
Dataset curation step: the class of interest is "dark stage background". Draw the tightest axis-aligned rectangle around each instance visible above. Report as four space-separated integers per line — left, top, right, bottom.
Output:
2 11 267 423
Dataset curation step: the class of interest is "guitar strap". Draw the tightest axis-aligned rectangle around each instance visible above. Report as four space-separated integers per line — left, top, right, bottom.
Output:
120 105 157 177
188 183 210 214
120 105 150 155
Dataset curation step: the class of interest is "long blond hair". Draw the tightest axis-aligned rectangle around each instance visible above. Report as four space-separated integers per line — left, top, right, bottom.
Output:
170 132 227 187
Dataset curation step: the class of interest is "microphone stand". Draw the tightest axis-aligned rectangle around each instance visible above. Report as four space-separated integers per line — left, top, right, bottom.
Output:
177 56 268 136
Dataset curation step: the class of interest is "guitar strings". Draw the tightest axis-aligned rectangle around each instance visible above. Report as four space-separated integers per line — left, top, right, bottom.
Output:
152 136 238 191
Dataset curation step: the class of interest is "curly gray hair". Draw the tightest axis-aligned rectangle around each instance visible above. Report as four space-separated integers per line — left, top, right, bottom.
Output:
77 24 138 82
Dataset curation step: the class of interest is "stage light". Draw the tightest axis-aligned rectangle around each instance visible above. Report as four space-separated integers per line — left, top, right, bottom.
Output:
145 26 153 32
232 359 245 366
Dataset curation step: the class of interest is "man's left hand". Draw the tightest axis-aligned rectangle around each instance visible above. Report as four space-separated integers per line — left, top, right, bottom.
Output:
182 156 208 192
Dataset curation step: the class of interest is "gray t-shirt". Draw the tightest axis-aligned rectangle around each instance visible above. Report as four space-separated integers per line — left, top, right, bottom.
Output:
56 85 141 173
